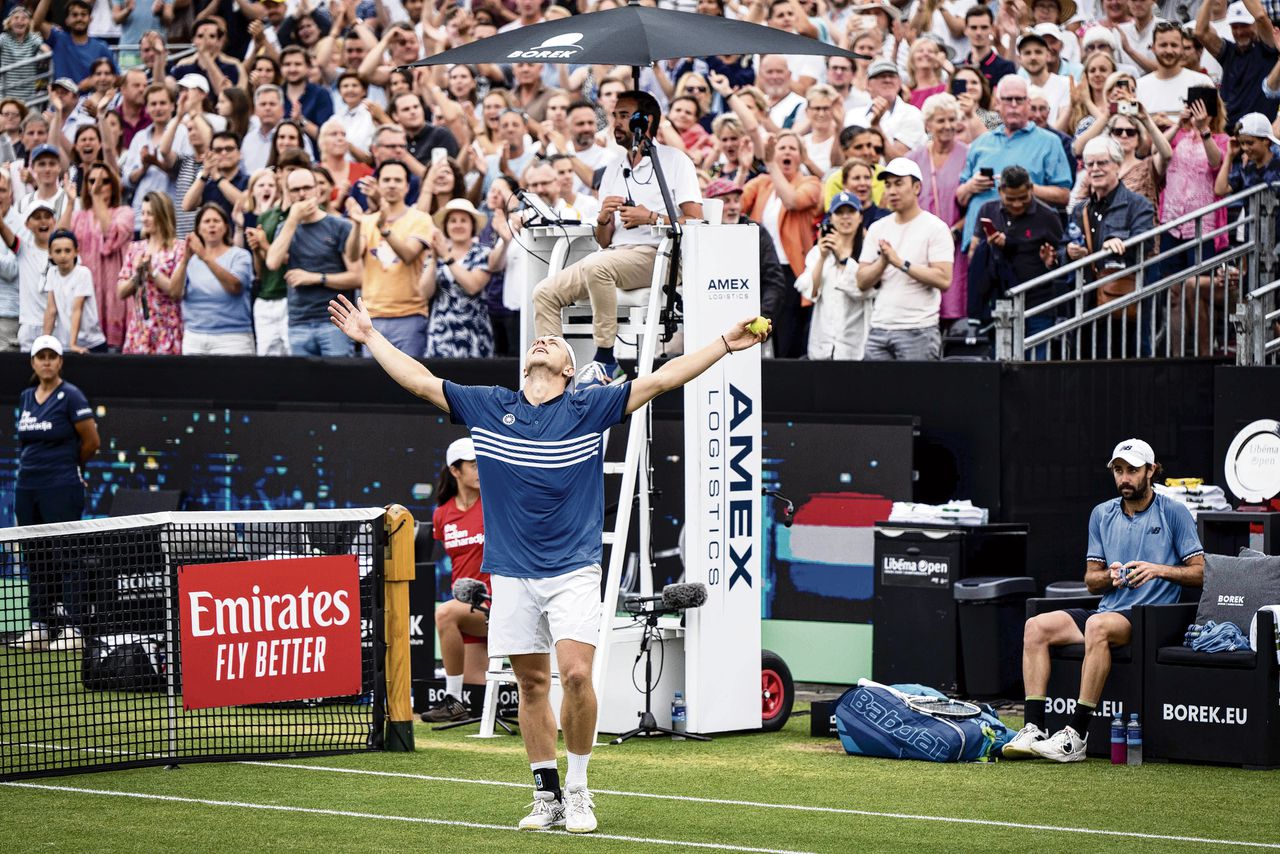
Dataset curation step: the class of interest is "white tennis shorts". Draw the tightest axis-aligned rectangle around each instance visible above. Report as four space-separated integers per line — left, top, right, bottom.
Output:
488 564 602 657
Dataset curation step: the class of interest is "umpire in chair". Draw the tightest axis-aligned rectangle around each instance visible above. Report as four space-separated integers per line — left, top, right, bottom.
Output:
1004 438 1205 762
530 90 703 389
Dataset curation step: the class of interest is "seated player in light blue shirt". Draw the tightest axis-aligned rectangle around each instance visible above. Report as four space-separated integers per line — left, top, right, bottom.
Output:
1004 437 1204 763
327 293 769 836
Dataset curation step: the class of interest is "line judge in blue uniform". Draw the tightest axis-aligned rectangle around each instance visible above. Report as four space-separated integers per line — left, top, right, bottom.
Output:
329 294 769 835
12 335 100 654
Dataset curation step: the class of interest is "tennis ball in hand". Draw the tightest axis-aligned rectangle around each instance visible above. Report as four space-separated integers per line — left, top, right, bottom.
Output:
747 316 770 336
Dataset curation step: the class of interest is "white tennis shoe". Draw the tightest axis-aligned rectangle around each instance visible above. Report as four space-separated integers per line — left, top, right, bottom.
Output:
518 792 565 831
564 786 597 833
1031 726 1088 762
1001 723 1048 759
10 624 50 652
47 627 83 653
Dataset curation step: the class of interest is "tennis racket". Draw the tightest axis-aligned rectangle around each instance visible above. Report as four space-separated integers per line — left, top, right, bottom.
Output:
857 679 983 719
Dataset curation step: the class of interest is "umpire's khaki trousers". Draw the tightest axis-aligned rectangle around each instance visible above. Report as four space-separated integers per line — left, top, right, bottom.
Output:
531 244 657 348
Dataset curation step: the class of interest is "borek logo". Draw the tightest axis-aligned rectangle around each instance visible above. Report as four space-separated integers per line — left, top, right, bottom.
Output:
508 32 584 60
1218 594 1245 607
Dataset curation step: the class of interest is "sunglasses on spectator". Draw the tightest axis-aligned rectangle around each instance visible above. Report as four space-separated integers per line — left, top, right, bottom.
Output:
212 145 237 153
1111 126 1139 137
684 85 709 92
999 95 1028 103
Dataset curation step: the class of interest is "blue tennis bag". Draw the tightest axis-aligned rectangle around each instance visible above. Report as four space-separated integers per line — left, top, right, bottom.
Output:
834 681 1014 762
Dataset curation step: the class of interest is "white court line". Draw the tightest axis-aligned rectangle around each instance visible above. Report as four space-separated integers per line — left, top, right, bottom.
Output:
240 761 1280 850
0 740 162 759
0 781 813 854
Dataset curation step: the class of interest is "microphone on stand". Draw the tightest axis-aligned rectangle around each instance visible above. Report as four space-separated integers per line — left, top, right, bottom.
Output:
628 110 650 160
452 577 491 615
622 582 708 614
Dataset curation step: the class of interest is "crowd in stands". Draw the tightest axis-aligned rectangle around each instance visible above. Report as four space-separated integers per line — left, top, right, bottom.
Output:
0 0 1277 360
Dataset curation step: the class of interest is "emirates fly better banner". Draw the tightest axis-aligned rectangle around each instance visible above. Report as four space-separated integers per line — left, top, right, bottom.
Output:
178 556 362 710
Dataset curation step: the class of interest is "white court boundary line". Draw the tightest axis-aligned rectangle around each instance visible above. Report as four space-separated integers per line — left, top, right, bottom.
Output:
239 761 1280 850
0 781 811 854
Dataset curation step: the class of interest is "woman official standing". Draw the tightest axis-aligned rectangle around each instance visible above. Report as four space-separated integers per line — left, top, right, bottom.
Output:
11 335 99 652
421 437 489 724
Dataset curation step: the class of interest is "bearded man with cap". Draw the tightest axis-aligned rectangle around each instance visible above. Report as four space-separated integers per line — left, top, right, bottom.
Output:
1004 438 1205 763
855 157 954 360
421 435 489 724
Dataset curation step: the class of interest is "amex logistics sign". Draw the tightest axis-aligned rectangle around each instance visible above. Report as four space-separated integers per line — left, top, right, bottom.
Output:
178 556 362 710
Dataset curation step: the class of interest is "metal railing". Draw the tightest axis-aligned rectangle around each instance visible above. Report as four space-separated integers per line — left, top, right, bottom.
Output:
0 43 196 111
1235 277 1280 365
994 184 1280 364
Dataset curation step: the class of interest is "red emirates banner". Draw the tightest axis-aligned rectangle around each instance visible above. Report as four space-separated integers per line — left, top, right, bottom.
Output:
178 555 362 710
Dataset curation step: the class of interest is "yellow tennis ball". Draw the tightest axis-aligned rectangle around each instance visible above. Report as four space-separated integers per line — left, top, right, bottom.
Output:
747 316 770 336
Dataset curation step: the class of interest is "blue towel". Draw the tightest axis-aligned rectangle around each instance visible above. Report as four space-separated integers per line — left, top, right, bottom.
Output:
1185 621 1253 653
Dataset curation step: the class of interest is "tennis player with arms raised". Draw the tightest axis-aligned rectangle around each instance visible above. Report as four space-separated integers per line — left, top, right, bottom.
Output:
329 293 769 834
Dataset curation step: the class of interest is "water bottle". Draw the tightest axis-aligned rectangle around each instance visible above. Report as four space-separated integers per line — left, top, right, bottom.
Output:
1126 712 1142 766
1110 714 1126 765
1068 221 1085 246
671 690 687 741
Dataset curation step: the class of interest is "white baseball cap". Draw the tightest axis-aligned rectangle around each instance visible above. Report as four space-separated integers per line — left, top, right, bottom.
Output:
1108 438 1155 468
446 437 476 466
178 73 211 93
1225 1 1255 26
1236 112 1280 145
879 157 923 182
30 334 63 356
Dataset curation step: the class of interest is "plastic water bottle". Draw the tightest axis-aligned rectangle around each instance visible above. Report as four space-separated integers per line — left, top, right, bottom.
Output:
1068 221 1085 246
671 691 687 740
1126 712 1142 766
1110 714 1126 765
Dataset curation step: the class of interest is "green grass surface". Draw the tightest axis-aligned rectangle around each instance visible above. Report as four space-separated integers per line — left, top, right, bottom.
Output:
6 702 1280 853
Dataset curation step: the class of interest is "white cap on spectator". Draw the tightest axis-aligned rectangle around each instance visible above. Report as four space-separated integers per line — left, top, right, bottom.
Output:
879 157 923 181
446 437 476 467
1031 22 1066 43
51 77 77 93
1081 26 1119 51
851 1 901 21
1225 1 1255 25
867 59 901 79
30 334 63 356
1237 112 1280 145
178 73 210 93
24 198 57 219
1108 439 1155 468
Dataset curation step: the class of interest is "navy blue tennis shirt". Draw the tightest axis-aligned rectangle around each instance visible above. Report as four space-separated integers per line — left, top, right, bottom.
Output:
443 380 631 579
17 382 93 490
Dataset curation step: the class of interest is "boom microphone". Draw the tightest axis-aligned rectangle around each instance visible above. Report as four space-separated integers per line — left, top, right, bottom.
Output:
452 577 490 608
628 110 649 158
623 582 708 614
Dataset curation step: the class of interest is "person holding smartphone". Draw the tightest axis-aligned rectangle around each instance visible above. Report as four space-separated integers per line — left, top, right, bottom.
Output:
970 166 1064 349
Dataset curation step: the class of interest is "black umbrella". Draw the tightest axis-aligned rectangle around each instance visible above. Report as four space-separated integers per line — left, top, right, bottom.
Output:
407 0 856 88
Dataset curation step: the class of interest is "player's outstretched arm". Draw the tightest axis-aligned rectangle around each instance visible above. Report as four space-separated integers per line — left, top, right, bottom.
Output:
625 316 769 415
329 294 449 412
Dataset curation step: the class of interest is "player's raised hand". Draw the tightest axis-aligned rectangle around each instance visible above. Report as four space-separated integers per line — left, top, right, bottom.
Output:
329 293 374 344
724 315 771 350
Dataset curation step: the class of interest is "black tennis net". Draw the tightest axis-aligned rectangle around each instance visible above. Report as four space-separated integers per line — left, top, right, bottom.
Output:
0 509 387 781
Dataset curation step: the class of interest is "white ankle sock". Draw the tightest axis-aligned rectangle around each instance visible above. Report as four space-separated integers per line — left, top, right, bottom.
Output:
445 674 463 698
566 751 590 790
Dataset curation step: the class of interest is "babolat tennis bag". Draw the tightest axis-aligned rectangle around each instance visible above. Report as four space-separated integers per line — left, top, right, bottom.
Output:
834 680 1014 762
